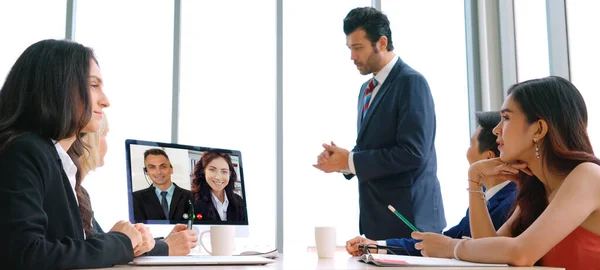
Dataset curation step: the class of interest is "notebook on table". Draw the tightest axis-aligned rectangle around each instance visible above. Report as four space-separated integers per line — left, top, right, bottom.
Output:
130 255 275 266
360 254 508 267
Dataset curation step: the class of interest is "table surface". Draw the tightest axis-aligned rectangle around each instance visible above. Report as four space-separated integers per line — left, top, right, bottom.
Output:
96 251 564 270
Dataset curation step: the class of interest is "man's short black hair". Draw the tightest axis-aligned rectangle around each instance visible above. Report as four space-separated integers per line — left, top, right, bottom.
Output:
475 111 501 157
343 7 394 51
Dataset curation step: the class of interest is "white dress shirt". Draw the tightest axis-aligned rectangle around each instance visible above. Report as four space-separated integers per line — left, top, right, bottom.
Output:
211 192 229 221
483 180 511 199
347 55 399 174
52 140 78 204
154 183 176 214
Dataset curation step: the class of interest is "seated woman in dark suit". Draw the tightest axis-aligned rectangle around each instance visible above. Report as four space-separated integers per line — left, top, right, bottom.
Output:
0 39 150 269
191 152 247 222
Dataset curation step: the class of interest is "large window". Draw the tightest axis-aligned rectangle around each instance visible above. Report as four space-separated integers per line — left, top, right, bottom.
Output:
514 0 550 82
0 0 66 86
381 0 470 231
75 0 174 231
179 0 276 250
283 0 371 253
567 0 600 151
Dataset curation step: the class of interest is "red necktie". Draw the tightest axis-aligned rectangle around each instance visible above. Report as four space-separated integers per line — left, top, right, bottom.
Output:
362 77 379 118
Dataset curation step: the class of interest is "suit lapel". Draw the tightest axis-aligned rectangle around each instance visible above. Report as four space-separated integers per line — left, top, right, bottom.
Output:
487 182 517 210
356 83 367 132
52 155 85 239
357 59 404 142
169 184 183 219
144 187 166 219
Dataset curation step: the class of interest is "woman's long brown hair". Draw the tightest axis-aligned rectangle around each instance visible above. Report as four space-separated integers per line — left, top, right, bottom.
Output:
506 76 600 238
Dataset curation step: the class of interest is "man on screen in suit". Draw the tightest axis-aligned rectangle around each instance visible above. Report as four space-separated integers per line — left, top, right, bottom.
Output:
133 148 192 221
314 7 446 240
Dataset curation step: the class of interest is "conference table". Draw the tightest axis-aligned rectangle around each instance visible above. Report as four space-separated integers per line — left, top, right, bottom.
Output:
98 251 564 270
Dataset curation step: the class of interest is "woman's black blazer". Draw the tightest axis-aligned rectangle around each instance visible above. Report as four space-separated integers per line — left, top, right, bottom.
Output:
0 133 133 269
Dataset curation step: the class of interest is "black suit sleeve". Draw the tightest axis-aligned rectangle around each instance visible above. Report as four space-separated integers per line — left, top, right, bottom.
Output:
342 147 358 180
353 74 436 182
0 139 133 269
174 188 193 220
146 240 169 256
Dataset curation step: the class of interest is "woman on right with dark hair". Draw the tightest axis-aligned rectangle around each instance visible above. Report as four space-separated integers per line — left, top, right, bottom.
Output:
412 76 600 269
191 152 247 222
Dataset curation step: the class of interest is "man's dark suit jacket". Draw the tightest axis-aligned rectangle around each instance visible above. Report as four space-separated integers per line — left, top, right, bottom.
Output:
345 57 446 240
0 133 133 269
386 182 517 255
133 183 192 221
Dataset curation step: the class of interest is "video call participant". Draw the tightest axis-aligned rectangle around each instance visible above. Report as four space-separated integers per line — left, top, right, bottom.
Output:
133 149 192 221
191 152 247 222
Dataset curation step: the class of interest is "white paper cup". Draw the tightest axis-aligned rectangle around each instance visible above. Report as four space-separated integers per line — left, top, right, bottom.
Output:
315 226 336 259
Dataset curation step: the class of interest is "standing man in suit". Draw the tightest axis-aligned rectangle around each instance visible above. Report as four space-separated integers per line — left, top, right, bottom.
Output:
133 149 192 221
314 7 446 240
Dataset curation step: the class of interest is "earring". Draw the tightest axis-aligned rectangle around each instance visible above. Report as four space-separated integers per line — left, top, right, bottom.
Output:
534 138 540 159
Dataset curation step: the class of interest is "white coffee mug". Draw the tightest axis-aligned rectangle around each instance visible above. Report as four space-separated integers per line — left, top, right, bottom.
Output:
315 226 336 259
199 226 235 256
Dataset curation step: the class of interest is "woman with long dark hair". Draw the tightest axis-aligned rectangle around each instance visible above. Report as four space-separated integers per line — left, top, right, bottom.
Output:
412 76 600 269
0 39 148 269
191 152 246 222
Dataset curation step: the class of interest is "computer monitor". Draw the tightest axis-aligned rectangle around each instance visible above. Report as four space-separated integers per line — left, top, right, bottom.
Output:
125 139 249 237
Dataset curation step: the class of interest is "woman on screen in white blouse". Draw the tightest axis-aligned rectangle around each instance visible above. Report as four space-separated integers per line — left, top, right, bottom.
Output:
191 152 247 222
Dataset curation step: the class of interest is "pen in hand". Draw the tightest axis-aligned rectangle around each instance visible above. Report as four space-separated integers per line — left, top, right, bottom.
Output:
388 205 420 232
187 200 194 230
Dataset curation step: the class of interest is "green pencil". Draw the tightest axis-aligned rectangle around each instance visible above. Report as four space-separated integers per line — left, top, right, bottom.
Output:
388 205 420 232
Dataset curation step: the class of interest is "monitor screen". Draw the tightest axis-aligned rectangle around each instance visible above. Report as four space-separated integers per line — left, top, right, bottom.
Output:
125 139 248 226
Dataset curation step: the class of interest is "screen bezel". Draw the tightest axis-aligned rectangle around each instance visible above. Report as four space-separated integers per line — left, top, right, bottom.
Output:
125 139 249 225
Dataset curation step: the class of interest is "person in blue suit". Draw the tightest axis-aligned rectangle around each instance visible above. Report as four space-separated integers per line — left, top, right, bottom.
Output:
345 111 517 256
314 7 445 240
